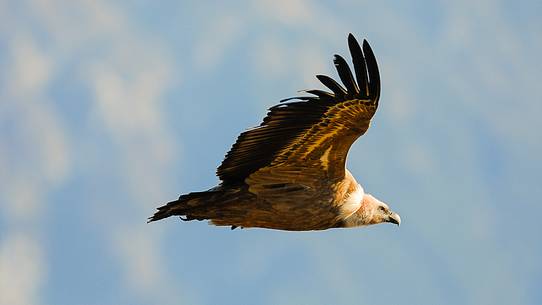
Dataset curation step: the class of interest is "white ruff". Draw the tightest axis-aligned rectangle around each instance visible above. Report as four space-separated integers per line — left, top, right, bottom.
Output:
340 183 365 217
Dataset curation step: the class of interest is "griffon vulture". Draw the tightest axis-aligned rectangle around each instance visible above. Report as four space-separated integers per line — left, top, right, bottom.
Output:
149 34 401 231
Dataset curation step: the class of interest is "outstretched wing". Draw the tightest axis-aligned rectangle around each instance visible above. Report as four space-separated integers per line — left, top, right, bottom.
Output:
217 34 381 186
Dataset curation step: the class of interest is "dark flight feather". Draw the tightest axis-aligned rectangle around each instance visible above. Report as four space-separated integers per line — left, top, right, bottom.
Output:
304 89 335 100
333 54 358 96
362 39 381 103
348 33 369 97
316 74 347 99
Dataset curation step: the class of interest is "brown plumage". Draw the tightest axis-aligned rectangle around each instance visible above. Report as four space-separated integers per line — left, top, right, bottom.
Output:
149 34 401 231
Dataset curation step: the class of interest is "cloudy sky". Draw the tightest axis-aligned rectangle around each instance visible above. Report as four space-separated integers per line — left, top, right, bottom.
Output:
1 1 541 304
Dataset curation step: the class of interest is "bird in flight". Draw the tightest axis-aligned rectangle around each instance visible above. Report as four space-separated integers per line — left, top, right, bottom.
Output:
149 34 400 231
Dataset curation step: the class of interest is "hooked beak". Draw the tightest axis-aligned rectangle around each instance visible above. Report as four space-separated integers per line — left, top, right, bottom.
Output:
387 212 401 226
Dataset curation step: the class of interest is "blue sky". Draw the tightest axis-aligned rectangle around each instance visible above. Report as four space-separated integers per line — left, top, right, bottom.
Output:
1 1 541 304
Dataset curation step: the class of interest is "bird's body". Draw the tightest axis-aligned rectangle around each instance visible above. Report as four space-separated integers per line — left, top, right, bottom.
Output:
149 34 401 230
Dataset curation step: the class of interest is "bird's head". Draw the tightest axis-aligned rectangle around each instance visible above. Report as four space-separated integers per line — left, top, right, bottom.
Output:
344 193 401 227
364 194 401 226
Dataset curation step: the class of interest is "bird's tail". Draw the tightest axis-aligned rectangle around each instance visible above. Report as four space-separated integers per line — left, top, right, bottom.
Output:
147 190 222 223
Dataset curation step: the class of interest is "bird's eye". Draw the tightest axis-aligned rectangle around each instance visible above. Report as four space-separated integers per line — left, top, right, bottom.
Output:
379 206 386 212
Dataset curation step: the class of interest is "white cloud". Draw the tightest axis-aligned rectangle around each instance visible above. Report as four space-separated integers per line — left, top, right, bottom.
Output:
193 14 244 72
2 0 183 303
253 0 346 39
87 61 174 164
0 24 69 305
256 0 315 26
440 0 542 147
190 0 345 76
0 234 44 305
111 225 199 305
1 178 42 223
0 98 69 222
50 0 188 301
253 35 328 88
8 36 54 97
252 36 290 79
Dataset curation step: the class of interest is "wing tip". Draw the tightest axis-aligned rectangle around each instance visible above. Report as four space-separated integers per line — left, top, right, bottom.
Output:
348 33 362 50
362 39 373 55
347 34 374 61
360 39 380 101
348 33 356 43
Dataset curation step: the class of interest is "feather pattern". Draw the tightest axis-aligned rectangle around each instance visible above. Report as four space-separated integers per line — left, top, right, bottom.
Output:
217 33 380 185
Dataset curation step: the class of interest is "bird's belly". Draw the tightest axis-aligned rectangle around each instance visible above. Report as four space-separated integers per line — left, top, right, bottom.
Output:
219 197 339 231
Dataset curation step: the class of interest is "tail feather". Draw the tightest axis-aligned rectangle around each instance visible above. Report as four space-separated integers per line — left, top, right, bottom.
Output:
148 191 219 223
